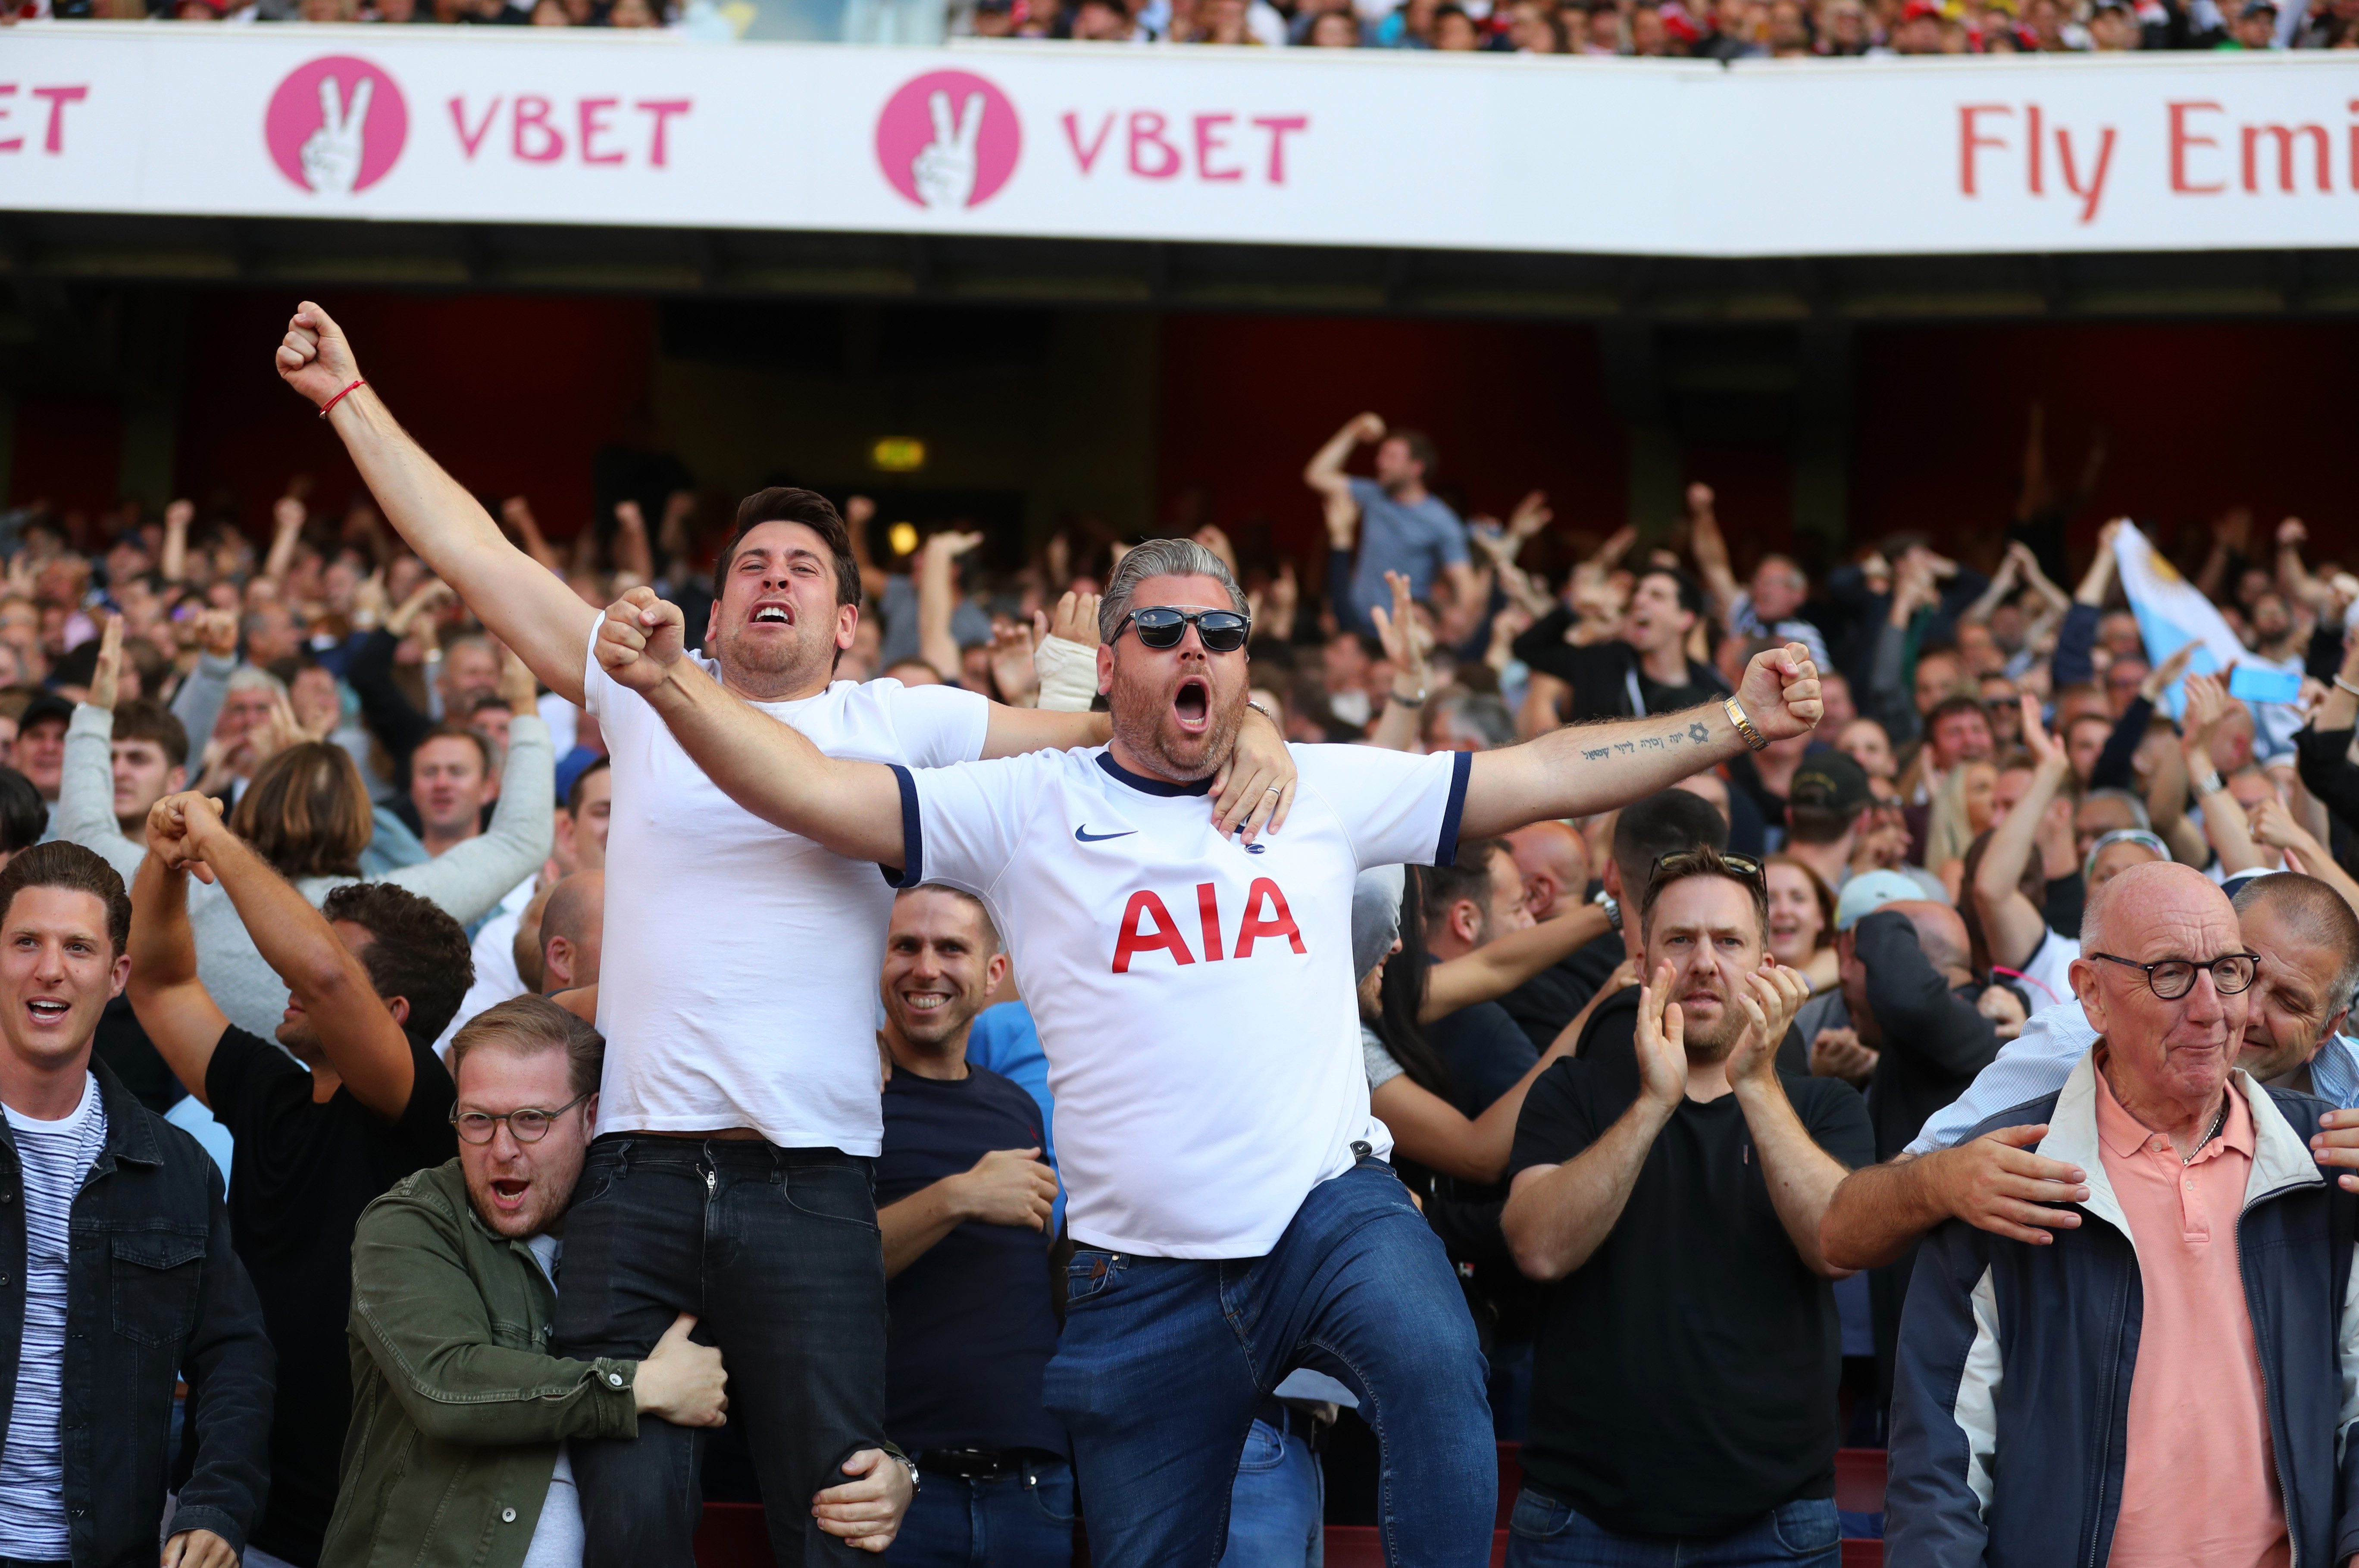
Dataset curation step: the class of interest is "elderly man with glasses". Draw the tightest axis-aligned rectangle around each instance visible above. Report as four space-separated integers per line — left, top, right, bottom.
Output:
1888 859 2359 1568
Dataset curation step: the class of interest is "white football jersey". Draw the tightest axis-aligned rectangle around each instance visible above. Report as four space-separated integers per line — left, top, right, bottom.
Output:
895 743 1470 1258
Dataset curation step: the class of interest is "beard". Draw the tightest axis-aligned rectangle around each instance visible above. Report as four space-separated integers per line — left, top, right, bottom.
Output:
714 615 837 699
1109 658 1245 781
1678 993 1747 1065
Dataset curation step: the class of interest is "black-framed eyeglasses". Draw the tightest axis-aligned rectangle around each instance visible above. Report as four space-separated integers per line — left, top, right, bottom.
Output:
451 1090 594 1146
2087 951 2259 1000
1121 607 1251 653
1648 849 1766 888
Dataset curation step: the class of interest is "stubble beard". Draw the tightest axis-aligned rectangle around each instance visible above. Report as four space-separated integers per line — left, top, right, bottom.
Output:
716 618 838 701
1110 667 1244 783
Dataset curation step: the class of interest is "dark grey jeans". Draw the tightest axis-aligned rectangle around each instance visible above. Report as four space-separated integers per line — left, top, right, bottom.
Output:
553 1135 889 1568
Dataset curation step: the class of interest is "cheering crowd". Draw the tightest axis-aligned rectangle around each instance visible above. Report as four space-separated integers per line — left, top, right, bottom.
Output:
0 301 2356 1568
16 0 2350 58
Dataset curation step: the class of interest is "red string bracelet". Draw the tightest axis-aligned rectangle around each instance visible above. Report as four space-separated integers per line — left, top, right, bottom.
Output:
318 378 367 419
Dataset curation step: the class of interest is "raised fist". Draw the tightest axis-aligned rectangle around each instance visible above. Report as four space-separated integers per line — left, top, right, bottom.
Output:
1735 641 1822 743
275 300 363 411
595 586 688 694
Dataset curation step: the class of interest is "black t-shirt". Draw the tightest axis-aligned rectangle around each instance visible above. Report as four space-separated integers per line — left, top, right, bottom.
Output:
876 1065 1067 1459
1424 997 1539 1119
1510 611 1727 724
207 1025 457 1565
1508 1056 1874 1537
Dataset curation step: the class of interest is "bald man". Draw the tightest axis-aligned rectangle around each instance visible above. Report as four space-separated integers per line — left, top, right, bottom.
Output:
1498 821 1597 1051
1888 862 2359 1568
1824 871 2359 1274
541 870 604 994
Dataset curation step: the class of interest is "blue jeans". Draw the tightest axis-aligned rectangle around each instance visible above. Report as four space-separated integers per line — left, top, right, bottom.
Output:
553 1137 888 1568
1505 1486 1841 1568
1047 1159 1492 1568
887 1456 1074 1568
1218 1404 1325 1568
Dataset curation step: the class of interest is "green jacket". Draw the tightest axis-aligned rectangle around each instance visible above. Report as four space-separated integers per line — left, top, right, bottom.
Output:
321 1159 642 1568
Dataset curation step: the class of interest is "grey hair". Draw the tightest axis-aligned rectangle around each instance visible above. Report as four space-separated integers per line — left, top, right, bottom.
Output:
1098 538 1249 647
2081 787 2151 831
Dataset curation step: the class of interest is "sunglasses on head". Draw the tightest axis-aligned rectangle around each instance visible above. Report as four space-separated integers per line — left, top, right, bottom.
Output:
1648 848 1766 887
1123 606 1251 653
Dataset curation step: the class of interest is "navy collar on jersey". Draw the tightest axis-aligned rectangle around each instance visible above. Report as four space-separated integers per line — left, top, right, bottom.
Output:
1096 750 1213 797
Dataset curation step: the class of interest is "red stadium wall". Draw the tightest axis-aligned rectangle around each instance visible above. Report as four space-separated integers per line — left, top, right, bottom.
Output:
1850 321 2359 567
169 290 657 535
1152 313 1633 571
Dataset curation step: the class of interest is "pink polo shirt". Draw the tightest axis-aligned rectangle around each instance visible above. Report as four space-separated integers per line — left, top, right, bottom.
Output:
2095 1060 2289 1568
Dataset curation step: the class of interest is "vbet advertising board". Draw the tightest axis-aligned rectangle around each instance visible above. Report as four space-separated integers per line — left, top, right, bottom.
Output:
4 26 2358 257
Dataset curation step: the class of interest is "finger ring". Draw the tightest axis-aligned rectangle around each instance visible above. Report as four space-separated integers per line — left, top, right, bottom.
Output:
1265 785 1282 795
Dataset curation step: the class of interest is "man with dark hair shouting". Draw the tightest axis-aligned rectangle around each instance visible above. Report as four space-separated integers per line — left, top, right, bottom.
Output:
274 300 1296 1566
591 534 1824 1565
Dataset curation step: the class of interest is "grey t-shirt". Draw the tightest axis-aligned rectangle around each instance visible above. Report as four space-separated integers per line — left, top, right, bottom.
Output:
1346 478 1469 626
1362 1026 1406 1093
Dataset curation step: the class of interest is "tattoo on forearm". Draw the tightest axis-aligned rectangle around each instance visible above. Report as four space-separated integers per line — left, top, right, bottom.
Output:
1576 716 1716 766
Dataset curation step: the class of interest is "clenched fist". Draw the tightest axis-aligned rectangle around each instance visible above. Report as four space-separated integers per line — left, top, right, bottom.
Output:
595 587 688 694
1735 642 1822 743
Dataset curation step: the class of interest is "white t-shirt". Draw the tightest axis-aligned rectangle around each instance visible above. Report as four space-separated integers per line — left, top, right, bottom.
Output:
583 634 992 1152
898 743 1470 1258
434 876 536 1060
2010 927 2081 1014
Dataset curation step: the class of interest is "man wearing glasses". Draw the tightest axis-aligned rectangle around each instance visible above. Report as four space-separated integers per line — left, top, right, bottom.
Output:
130 790 476 1568
589 536 1828 1565
1889 860 2359 1566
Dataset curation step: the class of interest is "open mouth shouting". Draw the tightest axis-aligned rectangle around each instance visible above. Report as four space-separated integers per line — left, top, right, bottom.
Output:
23 997 69 1028
751 597 795 628
487 1177 532 1215
1173 676 1212 735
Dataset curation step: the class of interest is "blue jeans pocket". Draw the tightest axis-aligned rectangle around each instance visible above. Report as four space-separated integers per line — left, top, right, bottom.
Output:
1771 1497 1841 1556
1233 1417 1287 1473
1064 1249 1122 1306
1508 1485 1576 1541
1026 1462 1078 1525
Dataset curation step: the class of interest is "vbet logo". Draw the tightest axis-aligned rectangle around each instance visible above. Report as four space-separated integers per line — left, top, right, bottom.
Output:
266 56 408 197
875 70 1020 211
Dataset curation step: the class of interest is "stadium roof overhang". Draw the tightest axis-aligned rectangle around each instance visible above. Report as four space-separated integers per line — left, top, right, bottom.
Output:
7 212 2359 320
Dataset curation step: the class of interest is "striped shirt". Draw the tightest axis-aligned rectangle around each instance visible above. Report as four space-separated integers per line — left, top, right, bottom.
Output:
0 1073 107 1559
1907 1002 2359 1156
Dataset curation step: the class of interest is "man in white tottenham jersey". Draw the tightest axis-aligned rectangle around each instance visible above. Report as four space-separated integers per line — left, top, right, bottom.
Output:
593 536 1826 1565
273 302 1297 1567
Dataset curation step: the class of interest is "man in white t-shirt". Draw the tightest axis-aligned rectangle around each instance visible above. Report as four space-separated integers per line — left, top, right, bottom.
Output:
275 302 1295 1566
592 535 1826 1564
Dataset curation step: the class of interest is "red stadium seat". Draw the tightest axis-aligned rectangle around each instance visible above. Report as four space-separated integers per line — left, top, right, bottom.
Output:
1834 1447 1887 1513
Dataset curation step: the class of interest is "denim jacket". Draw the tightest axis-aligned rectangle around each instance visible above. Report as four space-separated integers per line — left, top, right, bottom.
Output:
0 1058 274 1567
321 1159 641 1568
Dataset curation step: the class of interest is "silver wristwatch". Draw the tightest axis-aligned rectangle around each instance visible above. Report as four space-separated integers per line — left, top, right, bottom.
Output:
1593 887 1621 932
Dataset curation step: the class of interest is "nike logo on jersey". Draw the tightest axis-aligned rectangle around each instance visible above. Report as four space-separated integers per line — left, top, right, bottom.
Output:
1076 826 1137 843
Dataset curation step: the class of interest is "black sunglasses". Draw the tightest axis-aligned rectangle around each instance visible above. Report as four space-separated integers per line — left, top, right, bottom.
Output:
1122 606 1251 653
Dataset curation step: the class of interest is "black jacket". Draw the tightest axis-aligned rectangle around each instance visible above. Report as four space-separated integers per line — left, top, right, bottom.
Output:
1854 911 2002 1162
0 1059 274 1566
